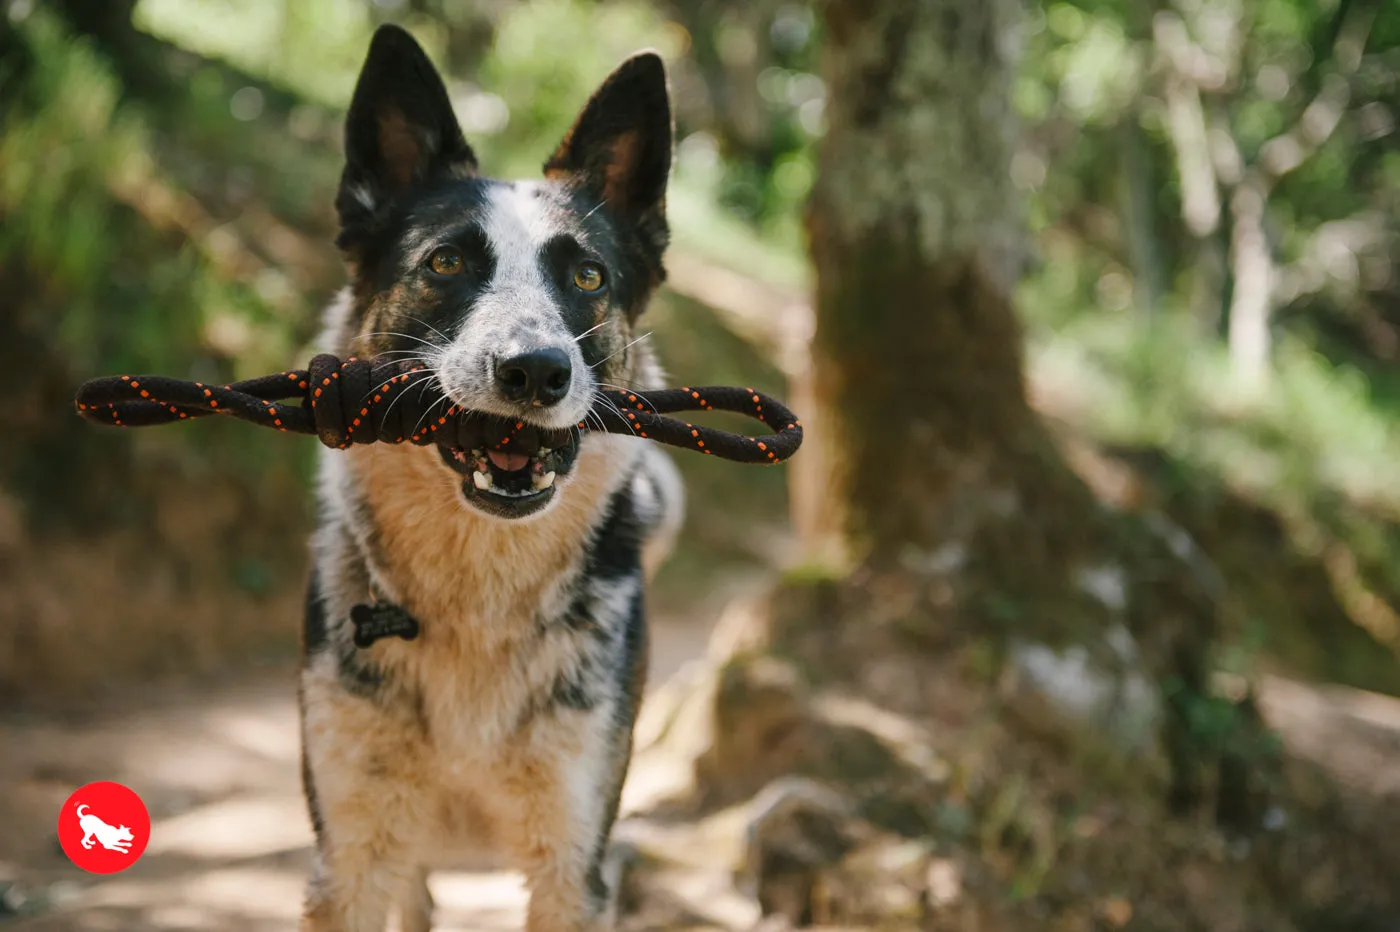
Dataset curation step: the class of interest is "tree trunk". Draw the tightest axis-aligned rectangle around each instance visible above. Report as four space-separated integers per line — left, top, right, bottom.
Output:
1120 114 1164 318
1226 175 1275 389
706 0 1260 822
806 0 1030 564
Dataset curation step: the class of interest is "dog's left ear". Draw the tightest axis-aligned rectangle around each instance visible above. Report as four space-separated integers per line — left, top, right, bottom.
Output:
545 52 672 227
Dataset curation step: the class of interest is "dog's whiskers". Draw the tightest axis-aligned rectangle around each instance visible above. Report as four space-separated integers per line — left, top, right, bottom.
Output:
573 320 608 343
409 379 451 439
358 352 427 404
580 198 607 222
589 331 652 371
378 368 439 426
404 316 454 348
589 388 638 435
364 350 427 379
363 331 446 354
582 408 610 437
596 381 657 412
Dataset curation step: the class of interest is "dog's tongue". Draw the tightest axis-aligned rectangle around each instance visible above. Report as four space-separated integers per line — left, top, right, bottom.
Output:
487 449 529 472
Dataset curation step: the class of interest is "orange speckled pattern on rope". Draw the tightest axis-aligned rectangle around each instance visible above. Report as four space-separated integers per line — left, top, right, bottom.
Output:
74 354 803 465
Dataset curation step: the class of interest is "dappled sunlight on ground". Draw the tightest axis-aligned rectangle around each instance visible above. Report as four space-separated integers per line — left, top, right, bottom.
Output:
0 604 730 931
0 667 535 930
4 613 1400 930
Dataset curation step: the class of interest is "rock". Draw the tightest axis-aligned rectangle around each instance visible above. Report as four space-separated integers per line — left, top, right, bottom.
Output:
1002 625 1162 754
738 777 862 926
696 655 815 805
0 882 25 918
825 834 933 924
925 857 963 910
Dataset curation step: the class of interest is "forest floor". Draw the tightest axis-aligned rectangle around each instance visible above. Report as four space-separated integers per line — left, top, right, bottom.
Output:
2 588 1400 932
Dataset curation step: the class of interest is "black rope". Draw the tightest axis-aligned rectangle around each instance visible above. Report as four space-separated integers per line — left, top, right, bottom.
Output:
74 354 803 465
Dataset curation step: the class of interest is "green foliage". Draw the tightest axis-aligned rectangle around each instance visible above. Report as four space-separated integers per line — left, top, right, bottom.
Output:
136 0 376 106
1044 5 1144 124
470 0 683 177
1 10 312 378
1163 674 1282 763
0 8 326 519
1011 0 1400 689
1 12 183 374
1027 304 1400 682
4 0 1398 696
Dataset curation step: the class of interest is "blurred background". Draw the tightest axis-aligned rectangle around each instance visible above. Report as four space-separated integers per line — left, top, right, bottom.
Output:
2 0 1400 929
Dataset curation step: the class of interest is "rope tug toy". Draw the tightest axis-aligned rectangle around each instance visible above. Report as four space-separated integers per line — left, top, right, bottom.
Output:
73 354 803 464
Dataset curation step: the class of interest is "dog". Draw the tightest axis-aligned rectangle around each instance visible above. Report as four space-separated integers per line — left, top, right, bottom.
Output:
75 803 135 854
298 24 684 932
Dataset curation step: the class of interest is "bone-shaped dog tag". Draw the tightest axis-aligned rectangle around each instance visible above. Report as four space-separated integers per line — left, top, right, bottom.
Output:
350 602 420 648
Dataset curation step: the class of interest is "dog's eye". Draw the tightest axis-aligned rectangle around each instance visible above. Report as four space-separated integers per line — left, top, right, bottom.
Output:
428 246 465 276
573 261 606 293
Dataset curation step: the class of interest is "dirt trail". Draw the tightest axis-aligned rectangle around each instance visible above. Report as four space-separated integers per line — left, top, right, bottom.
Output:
0 604 730 932
3 603 1399 931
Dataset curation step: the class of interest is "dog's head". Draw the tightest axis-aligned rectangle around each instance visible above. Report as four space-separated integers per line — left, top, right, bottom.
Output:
114 825 133 841
335 25 671 520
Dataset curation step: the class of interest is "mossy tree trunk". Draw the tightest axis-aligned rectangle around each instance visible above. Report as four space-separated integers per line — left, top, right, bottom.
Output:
787 0 1261 825
805 0 1037 564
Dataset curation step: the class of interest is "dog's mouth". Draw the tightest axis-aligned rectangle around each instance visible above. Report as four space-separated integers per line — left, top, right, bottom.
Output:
436 424 582 519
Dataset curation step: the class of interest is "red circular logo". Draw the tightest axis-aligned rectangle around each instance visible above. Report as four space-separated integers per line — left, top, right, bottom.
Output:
57 782 151 874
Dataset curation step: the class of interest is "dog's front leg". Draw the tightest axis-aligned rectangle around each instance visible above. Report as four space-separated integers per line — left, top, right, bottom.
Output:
396 865 433 932
300 680 429 932
504 708 633 932
301 828 416 932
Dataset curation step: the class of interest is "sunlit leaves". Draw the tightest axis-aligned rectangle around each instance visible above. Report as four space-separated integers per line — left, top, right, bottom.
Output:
1046 10 1144 124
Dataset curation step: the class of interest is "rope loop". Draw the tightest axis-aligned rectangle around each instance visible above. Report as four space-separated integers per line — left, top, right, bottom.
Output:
74 355 804 465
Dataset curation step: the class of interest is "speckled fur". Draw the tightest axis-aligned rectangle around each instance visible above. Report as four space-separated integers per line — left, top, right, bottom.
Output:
299 26 681 932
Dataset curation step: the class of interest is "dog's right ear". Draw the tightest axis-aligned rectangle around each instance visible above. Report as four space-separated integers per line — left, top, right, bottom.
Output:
336 25 475 253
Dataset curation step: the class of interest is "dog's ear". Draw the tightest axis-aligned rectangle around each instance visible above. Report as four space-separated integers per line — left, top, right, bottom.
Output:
544 52 672 227
336 25 475 252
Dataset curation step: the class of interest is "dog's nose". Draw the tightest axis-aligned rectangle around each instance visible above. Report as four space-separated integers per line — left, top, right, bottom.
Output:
494 348 572 407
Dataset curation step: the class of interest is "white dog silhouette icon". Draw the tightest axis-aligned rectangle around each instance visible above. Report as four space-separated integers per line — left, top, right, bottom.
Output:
75 802 135 854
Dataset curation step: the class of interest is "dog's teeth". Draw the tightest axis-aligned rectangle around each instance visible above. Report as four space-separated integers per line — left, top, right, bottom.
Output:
532 470 556 490
472 470 492 491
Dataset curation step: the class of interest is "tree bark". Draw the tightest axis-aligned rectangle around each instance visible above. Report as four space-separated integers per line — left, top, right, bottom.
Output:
795 0 1258 824
1120 113 1164 318
806 0 1029 563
